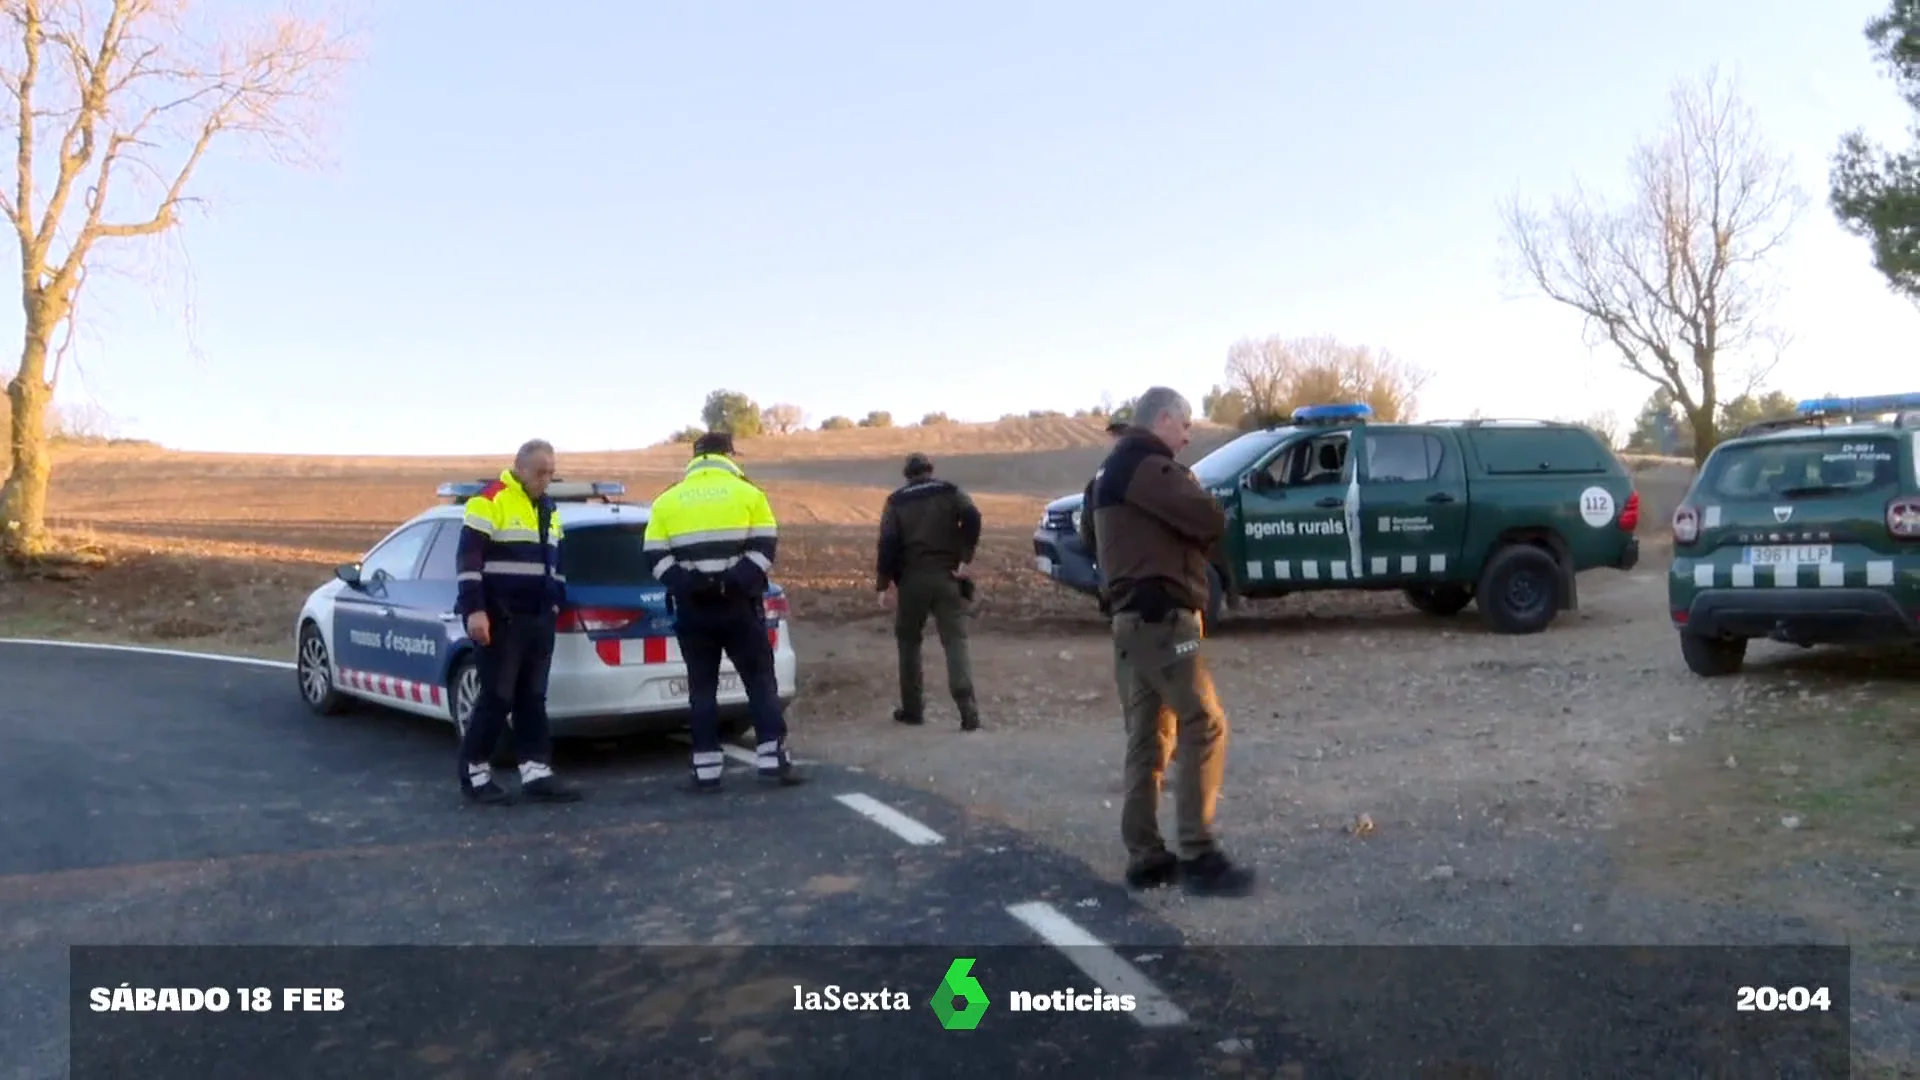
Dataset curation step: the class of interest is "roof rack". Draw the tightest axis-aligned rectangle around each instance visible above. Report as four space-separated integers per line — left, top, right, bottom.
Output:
436 479 627 504
1734 392 1920 439
1427 418 1559 427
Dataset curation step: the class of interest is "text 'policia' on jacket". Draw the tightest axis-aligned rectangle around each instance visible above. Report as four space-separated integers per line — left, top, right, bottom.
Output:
454 469 567 617
640 453 779 594
1087 431 1227 617
875 478 981 588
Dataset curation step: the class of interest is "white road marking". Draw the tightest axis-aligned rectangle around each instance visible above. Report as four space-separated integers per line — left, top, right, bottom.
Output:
1004 900 1190 1028
833 793 945 845
0 638 295 669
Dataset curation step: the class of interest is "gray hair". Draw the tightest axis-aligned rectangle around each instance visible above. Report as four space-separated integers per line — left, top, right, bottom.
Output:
1132 387 1191 428
514 438 555 468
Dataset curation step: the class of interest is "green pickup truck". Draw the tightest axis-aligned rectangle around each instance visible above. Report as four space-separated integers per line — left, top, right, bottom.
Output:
1035 403 1642 633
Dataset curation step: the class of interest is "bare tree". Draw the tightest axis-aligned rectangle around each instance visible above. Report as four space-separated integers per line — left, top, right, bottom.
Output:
1499 68 1804 466
1223 334 1429 425
0 0 357 560
760 402 806 435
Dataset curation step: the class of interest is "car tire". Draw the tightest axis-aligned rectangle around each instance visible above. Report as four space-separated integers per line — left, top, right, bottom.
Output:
296 621 347 715
1476 545 1562 634
1404 584 1473 617
1679 633 1747 676
448 654 514 766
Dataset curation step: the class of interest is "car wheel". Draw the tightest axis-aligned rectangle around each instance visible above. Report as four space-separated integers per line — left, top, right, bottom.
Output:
1680 633 1747 676
448 654 513 765
1476 545 1562 634
1404 584 1474 617
296 621 347 715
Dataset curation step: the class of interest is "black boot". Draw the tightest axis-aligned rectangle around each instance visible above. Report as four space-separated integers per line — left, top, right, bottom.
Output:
1125 850 1179 889
956 693 981 732
893 708 924 726
519 765 582 802
461 764 512 805
1179 851 1255 896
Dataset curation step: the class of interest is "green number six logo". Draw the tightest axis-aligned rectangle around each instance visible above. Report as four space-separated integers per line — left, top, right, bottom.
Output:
930 957 990 1030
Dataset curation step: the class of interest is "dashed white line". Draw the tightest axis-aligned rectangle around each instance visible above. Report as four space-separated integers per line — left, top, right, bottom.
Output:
0 638 295 669
832 793 945 846
1004 900 1190 1029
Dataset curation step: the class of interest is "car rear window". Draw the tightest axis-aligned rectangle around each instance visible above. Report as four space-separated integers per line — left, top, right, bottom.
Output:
559 524 657 586
1703 436 1901 500
1463 426 1613 474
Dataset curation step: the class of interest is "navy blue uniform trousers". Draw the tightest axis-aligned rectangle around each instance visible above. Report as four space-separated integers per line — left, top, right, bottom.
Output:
459 610 556 770
675 595 789 781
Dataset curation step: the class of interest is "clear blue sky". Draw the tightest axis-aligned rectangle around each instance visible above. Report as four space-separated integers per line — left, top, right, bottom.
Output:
19 0 1920 455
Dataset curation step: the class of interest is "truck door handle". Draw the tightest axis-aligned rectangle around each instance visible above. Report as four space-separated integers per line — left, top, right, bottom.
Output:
379 606 396 618
1314 497 1342 508
1426 492 1455 503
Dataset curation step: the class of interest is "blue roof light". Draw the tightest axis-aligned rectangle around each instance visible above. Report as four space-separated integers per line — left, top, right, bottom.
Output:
1795 393 1920 415
1291 402 1374 425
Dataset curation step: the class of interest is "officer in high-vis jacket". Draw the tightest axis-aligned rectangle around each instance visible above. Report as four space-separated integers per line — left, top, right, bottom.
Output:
642 431 802 791
452 438 583 804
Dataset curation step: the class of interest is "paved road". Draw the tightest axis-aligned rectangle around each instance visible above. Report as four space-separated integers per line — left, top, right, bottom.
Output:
0 643 1329 1080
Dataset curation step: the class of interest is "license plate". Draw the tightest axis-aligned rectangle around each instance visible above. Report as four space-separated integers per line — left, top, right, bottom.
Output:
1743 545 1833 566
666 673 742 699
1034 555 1054 574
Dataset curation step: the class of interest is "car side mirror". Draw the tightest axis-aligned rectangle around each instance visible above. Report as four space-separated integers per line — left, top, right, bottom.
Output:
334 562 363 588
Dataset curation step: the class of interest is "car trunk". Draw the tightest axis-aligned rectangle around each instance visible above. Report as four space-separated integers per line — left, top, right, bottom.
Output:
555 523 785 669
1688 433 1906 564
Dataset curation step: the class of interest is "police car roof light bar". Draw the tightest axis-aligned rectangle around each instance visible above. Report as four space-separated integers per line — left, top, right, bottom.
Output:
1291 402 1373 426
435 480 626 503
1795 393 1920 416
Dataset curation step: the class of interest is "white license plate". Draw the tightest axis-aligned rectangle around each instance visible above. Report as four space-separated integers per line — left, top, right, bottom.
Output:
1034 555 1054 574
666 673 742 698
1743 545 1833 566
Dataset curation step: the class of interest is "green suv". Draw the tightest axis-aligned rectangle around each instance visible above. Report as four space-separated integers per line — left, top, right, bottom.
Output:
1038 403 1641 634
1668 393 1920 676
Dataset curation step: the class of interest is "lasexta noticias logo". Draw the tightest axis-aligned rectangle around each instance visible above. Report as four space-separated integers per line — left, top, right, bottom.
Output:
930 957 989 1030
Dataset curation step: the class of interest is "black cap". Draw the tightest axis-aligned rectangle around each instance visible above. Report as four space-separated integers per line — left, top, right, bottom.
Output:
1105 418 1128 434
693 430 735 457
903 452 933 478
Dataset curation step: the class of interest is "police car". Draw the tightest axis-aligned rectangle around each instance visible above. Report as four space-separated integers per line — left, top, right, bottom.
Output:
291 480 798 743
1669 393 1920 675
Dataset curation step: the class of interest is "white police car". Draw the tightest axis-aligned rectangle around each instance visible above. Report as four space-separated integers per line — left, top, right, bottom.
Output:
291 480 798 744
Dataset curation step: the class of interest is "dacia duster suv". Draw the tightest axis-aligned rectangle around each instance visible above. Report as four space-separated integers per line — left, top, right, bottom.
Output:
1033 404 1641 634
1668 393 1920 676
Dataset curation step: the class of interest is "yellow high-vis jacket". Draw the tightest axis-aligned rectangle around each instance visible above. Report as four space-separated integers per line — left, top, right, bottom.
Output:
641 453 778 594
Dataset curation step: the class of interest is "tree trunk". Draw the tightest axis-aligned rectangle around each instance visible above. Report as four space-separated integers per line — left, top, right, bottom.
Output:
1687 403 1718 469
0 317 55 561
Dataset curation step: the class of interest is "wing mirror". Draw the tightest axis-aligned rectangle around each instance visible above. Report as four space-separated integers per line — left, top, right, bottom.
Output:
334 562 363 588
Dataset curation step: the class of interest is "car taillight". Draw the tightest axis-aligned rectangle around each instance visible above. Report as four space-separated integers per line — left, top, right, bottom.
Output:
556 606 642 633
1619 491 1640 532
1887 496 1920 538
1672 506 1699 544
764 597 790 623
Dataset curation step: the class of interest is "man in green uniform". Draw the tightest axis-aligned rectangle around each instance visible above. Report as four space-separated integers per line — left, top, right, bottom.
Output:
876 453 984 731
1087 388 1253 897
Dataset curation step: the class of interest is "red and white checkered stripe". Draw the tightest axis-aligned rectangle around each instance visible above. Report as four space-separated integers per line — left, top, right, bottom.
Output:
592 626 781 667
338 667 445 707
